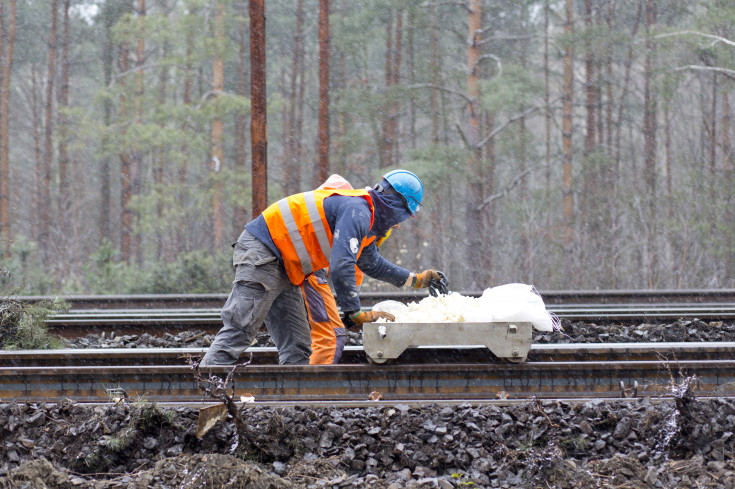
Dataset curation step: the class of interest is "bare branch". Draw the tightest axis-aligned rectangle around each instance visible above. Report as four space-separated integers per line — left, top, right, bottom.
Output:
477 34 536 46
419 1 471 12
407 83 473 104
476 162 550 211
675 65 735 80
475 99 560 150
192 354 253 450
649 30 735 48
455 122 470 149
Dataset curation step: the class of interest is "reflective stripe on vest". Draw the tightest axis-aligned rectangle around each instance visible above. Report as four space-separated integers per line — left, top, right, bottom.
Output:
276 191 332 276
263 189 374 285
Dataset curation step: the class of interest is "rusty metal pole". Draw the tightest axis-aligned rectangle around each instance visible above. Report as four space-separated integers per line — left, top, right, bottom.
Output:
250 0 267 218
317 0 330 185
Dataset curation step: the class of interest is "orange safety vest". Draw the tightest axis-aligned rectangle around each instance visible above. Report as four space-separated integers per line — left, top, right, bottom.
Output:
262 189 376 285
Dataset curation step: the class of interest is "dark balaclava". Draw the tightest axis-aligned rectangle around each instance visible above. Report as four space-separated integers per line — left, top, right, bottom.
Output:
367 179 413 237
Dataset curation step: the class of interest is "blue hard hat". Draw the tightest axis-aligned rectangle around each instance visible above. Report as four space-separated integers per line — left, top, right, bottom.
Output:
383 169 423 216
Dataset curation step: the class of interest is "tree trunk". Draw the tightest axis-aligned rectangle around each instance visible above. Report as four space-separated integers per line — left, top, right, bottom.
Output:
131 0 145 263
380 10 403 169
406 7 416 150
333 0 347 176
178 20 194 252
284 0 304 195
519 3 529 281
723 83 732 176
250 0 268 218
430 1 439 145
643 0 657 287
119 39 133 261
317 0 331 185
380 17 393 168
723 82 734 282
99 2 118 245
605 1 615 150
31 66 42 245
465 0 485 289
664 104 672 220
388 11 402 166
614 3 642 176
561 0 574 268
156 0 170 260
483 110 495 286
0 0 17 258
41 0 59 262
58 0 70 220
234 0 249 229
544 0 551 191
211 0 226 252
584 0 596 155
581 0 598 279
710 73 718 177
56 0 71 281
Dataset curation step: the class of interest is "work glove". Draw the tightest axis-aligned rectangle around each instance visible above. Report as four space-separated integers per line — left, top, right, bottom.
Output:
349 310 396 326
413 269 449 297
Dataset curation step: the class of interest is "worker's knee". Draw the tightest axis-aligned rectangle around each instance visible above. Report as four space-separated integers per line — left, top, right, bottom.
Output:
200 348 239 367
278 346 312 365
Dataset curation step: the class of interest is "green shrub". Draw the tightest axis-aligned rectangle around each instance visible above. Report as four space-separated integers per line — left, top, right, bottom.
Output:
0 273 68 350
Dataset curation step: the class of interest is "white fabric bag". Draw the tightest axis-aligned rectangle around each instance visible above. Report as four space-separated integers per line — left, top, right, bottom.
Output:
479 283 560 332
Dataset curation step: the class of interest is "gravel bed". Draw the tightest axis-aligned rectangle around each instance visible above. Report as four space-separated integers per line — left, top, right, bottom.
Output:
2 387 735 488
64 319 735 350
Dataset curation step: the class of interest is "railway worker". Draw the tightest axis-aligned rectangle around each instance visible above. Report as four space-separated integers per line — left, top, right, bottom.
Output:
200 169 446 366
305 174 395 365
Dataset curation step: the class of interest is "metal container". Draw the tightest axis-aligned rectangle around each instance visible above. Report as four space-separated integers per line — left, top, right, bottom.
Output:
362 322 533 363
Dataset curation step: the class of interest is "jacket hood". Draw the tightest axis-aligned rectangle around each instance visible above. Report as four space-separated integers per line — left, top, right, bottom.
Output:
368 185 412 237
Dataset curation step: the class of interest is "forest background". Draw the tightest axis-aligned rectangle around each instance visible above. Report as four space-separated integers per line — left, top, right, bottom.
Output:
0 0 734 296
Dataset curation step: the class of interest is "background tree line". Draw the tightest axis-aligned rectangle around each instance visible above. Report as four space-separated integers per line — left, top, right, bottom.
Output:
0 0 734 295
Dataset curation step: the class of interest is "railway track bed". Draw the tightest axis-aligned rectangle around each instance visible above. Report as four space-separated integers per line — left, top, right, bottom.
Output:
2 343 733 403
4 292 735 488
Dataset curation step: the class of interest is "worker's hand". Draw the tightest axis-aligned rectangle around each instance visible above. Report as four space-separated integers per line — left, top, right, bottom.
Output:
413 270 441 288
413 270 449 296
349 310 396 326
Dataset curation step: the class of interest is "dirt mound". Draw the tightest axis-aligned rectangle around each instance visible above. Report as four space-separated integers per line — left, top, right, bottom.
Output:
3 395 735 488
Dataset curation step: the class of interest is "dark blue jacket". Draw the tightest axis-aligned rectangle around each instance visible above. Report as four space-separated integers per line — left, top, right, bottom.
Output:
244 188 412 313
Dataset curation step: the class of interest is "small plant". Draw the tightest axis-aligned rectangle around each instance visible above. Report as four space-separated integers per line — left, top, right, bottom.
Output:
560 435 590 455
136 400 177 430
0 276 68 350
70 449 108 474
105 401 176 453
105 431 134 453
517 441 532 452
451 472 476 486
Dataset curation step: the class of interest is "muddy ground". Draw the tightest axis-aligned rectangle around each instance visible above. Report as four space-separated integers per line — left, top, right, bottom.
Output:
2 389 735 488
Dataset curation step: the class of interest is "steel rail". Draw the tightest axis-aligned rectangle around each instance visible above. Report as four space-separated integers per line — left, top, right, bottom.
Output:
1 359 732 403
2 342 733 367
10 288 735 309
39 303 735 339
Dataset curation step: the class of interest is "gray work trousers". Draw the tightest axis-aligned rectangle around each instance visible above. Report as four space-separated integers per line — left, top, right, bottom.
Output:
200 230 312 366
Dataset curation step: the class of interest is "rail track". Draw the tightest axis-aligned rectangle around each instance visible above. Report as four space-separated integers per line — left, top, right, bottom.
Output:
3 291 735 404
12 288 735 309
1 343 734 403
11 289 735 338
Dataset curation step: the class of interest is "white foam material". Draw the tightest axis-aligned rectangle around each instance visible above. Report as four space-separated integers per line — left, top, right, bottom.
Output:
372 284 557 332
